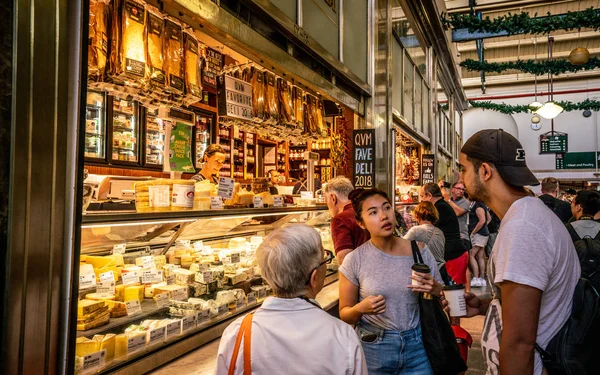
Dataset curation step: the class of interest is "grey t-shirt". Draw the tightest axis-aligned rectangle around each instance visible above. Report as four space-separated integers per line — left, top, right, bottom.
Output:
339 240 440 331
453 197 470 240
404 224 445 270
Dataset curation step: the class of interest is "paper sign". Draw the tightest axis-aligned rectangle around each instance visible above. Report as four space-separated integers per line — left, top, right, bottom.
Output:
155 292 171 308
247 292 257 305
122 272 140 285
166 320 182 339
148 327 166 345
112 243 127 254
196 271 213 284
218 304 228 316
300 191 313 199
210 196 223 210
197 309 210 324
126 300 142 316
82 350 106 372
171 288 187 301
79 274 96 289
218 177 235 199
230 252 240 264
273 196 283 207
253 196 263 208
140 256 155 270
97 281 116 294
166 274 176 285
127 334 146 354
181 315 197 332
142 270 163 284
99 271 115 282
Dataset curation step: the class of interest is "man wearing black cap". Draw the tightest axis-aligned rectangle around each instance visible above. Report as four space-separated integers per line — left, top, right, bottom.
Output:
456 129 580 375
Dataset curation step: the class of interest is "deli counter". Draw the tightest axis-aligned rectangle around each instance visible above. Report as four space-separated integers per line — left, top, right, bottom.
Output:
75 206 334 374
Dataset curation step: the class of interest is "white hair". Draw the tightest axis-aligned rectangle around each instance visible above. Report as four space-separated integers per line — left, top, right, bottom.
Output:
255 224 322 297
323 176 354 200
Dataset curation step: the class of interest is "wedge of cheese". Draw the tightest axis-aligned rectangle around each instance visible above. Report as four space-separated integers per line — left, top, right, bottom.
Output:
93 334 116 361
106 300 128 318
75 337 99 357
115 284 125 302
144 282 167 298
85 292 115 301
115 334 128 358
76 311 110 331
77 305 110 324
124 285 144 303
85 255 116 269
78 299 105 317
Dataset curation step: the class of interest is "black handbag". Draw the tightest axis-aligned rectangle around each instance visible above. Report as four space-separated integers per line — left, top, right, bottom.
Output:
411 241 468 375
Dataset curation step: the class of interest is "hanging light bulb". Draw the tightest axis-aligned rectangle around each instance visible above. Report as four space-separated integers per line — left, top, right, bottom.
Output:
535 101 564 119
529 101 544 111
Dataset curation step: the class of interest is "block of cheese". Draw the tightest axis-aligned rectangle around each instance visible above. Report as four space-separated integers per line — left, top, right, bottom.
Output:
115 284 125 302
85 292 115 301
223 263 239 274
106 300 128 318
174 269 195 285
75 337 99 357
226 271 248 286
85 255 116 269
144 282 167 298
93 334 116 361
77 305 110 324
93 265 120 282
76 311 110 331
78 299 105 317
163 264 180 277
154 255 167 268
228 237 247 250
124 285 144 303
154 284 186 299
135 256 156 269
115 334 128 358
188 282 208 297
180 255 194 268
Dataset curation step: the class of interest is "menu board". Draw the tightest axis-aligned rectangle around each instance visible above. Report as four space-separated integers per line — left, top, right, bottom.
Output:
556 152 598 170
421 154 435 184
202 47 223 93
352 129 375 188
540 133 568 154
218 75 253 121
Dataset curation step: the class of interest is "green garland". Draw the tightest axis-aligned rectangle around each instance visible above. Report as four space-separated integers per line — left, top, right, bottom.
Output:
460 57 600 75
469 99 600 114
442 8 600 35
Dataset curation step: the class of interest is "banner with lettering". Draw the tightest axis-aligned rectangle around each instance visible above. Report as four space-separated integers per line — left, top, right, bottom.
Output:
218 75 253 121
352 129 375 188
164 121 194 173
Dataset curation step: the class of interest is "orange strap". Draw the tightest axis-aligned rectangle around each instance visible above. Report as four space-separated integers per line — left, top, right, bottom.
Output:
228 313 254 375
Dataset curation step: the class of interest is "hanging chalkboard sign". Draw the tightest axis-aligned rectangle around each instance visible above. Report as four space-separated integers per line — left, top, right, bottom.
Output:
421 154 435 184
202 47 223 93
353 129 375 188
540 132 568 154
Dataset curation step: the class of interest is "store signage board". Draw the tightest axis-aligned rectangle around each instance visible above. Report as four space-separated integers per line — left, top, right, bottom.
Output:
164 122 194 173
421 154 435 184
540 133 568 154
353 129 375 188
218 177 235 198
556 152 599 170
218 75 253 121
202 47 222 92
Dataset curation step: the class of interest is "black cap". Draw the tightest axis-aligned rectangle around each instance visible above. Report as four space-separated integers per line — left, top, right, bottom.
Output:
461 129 540 187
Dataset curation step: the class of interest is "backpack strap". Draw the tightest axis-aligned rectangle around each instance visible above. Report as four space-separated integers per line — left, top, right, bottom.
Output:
594 229 600 241
411 240 424 264
565 223 581 242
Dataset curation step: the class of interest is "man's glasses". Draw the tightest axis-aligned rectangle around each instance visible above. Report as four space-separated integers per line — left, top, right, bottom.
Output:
306 250 334 285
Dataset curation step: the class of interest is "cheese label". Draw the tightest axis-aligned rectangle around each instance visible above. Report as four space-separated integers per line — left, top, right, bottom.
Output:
112 243 127 254
99 271 115 282
273 196 283 207
127 334 146 354
257 288 267 300
198 271 213 284
230 252 241 264
197 309 210 324
155 292 170 308
82 350 106 372
140 256 155 270
236 297 246 310
218 304 228 316
79 274 96 289
166 320 182 339
148 327 166 345
125 300 142 316
122 272 140 285
181 315 197 332
97 281 116 294
210 196 223 210
142 269 163 284
218 177 235 199
301 191 314 199
253 196 263 208
166 274 176 285
171 288 187 301
247 292 257 305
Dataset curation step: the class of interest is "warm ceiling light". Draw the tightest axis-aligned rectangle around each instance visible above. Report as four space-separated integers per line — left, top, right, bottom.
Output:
535 101 564 119
529 101 544 111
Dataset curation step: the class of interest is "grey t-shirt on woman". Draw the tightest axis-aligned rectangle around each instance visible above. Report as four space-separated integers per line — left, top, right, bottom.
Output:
339 240 440 331
404 224 446 270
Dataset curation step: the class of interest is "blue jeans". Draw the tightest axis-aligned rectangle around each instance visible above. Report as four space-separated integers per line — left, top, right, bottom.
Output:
356 322 433 375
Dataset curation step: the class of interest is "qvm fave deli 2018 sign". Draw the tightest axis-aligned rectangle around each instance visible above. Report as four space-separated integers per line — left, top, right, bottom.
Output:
353 129 375 188
218 75 253 121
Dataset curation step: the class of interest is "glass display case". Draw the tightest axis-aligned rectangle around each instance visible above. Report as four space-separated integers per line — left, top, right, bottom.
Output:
110 96 139 164
85 91 107 160
144 109 166 167
193 112 213 170
74 207 333 374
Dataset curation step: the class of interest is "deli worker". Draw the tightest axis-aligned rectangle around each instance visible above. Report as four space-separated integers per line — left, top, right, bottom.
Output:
192 144 226 183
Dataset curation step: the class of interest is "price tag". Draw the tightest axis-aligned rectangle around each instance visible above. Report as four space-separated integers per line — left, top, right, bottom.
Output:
82 350 106 372
210 196 223 210
236 297 246 310
218 177 235 199
97 281 115 294
166 274 176 285
122 272 140 286
301 191 314 199
166 320 182 339
99 271 115 282
253 196 263 208
148 327 165 346
230 252 241 264
196 271 213 284
273 196 283 207
218 304 228 316
127 334 146 354
181 315 197 332
125 300 142 316
142 270 163 284
112 243 127 254
155 292 170 308
79 274 96 289
247 292 257 305
171 288 187 301
197 309 210 324
257 288 267 300
140 256 155 270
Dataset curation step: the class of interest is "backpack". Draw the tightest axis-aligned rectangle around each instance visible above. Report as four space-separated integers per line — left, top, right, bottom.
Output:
565 223 600 291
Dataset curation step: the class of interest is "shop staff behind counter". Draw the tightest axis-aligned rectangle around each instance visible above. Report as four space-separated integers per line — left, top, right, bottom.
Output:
192 144 226 184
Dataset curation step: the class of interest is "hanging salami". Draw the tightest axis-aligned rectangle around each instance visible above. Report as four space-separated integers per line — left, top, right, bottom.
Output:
293 86 304 131
264 72 279 122
250 67 265 120
278 78 293 123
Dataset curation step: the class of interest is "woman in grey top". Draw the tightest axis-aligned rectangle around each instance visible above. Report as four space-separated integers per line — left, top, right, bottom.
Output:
404 201 446 270
339 189 443 375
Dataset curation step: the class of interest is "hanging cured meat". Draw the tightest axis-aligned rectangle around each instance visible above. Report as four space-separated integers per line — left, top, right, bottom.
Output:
108 0 122 80
183 30 202 102
305 94 318 135
278 78 293 123
317 99 325 135
120 0 146 84
145 5 165 87
264 72 279 122
88 0 110 82
163 17 184 95
293 86 304 131
250 68 265 120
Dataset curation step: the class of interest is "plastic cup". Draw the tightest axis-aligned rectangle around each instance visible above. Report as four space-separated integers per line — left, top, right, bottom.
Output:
411 263 431 285
444 284 467 317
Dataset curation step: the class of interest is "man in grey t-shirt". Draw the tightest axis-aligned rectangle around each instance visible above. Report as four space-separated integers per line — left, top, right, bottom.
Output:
449 182 470 240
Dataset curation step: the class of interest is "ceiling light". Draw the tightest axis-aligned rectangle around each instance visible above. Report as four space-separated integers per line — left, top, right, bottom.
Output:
529 101 544 110
535 101 564 119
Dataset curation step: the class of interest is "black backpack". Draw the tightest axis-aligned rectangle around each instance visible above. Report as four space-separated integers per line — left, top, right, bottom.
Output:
565 224 600 291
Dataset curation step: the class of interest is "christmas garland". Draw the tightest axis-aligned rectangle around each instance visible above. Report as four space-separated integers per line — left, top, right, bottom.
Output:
460 57 600 75
469 99 600 114
441 8 600 35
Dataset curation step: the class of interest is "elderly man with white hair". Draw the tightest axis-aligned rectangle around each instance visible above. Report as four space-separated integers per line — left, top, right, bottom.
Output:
216 224 367 375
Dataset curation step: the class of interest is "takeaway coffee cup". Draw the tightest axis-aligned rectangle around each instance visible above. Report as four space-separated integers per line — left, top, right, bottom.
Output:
411 263 431 286
443 284 467 317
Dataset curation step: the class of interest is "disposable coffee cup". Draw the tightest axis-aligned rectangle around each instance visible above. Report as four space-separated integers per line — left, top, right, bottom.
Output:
443 284 467 317
411 263 431 286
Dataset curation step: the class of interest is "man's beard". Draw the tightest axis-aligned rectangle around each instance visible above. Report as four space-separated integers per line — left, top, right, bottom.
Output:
468 173 491 204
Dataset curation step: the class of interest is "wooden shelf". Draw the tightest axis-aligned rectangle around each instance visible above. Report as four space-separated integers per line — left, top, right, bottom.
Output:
189 102 218 114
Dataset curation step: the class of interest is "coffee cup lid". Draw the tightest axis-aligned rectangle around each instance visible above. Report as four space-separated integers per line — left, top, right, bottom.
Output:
411 263 431 273
443 284 465 291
